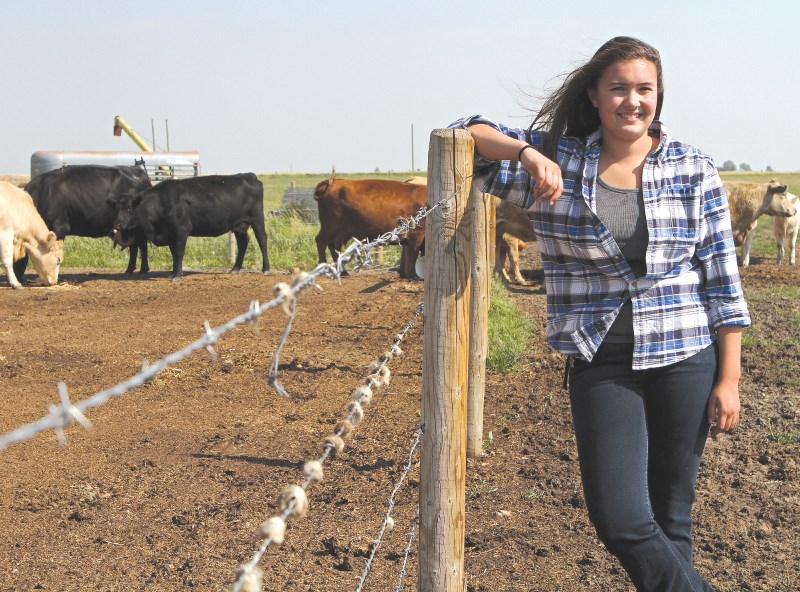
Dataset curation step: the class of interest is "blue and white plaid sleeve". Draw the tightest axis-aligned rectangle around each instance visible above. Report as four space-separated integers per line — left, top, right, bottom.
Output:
448 115 541 209
695 160 751 329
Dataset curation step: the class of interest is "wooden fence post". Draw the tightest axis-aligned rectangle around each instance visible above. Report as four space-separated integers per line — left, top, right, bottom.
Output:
488 196 496 273
419 128 474 592
467 184 490 458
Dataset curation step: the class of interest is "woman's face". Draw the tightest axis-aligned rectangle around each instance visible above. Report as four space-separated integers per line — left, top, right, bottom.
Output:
587 58 659 145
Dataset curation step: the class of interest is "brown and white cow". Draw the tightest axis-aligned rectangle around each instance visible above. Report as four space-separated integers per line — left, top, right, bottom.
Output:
494 197 537 284
724 180 796 267
0 182 64 289
773 191 799 265
314 172 426 278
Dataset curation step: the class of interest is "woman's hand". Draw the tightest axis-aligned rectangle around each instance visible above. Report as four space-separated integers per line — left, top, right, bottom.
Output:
467 123 564 205
707 380 741 437
708 326 743 437
519 146 563 205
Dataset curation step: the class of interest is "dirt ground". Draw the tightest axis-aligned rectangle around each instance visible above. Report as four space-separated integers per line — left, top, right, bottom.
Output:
0 246 798 592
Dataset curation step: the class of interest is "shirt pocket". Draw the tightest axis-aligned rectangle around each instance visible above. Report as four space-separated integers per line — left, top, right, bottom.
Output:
648 184 702 266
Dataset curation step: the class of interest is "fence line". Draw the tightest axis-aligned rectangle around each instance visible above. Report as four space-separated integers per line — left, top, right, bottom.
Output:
0 173 465 452
356 425 423 592
2 166 475 591
231 305 424 592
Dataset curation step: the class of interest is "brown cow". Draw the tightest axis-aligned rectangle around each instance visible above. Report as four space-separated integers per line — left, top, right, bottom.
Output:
0 182 64 289
725 180 796 267
494 197 537 284
314 172 426 278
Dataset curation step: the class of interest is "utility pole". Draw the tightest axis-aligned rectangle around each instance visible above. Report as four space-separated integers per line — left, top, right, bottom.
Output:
411 123 415 171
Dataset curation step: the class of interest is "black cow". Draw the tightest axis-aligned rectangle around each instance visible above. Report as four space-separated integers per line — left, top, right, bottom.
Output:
14 164 152 278
111 173 270 279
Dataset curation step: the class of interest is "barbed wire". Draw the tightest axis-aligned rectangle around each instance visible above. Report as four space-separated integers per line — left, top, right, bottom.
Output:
231 304 424 592
394 504 420 592
356 425 422 592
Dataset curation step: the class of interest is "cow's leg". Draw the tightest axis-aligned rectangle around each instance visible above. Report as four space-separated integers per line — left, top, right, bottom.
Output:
168 239 187 280
741 230 755 267
0 237 23 289
315 232 328 264
230 230 249 272
12 254 28 281
402 234 424 279
138 240 150 274
125 244 138 274
251 221 270 272
398 245 408 278
790 228 798 266
509 238 527 284
495 235 514 283
776 235 785 265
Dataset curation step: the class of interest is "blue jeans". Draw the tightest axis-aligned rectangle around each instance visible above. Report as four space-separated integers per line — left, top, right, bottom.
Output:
568 342 717 592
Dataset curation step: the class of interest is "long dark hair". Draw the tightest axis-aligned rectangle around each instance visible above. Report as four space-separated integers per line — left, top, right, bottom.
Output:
532 36 664 159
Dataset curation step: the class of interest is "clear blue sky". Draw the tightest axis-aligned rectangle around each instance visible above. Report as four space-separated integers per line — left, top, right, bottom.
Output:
3 1 798 175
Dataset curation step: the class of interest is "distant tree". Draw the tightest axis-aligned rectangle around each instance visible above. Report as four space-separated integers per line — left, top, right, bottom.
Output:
739 162 752 171
766 165 774 172
720 160 737 171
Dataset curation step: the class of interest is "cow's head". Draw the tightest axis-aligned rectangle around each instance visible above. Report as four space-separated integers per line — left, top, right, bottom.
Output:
109 190 146 247
761 182 797 218
27 231 64 286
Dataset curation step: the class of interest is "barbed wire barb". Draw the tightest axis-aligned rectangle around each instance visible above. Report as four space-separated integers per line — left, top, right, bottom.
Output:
50 382 93 446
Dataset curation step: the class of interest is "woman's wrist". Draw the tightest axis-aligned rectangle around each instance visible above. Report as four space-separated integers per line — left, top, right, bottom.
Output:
517 144 534 161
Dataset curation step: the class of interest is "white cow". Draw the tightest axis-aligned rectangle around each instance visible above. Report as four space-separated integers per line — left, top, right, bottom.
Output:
0 181 64 289
773 191 799 265
724 180 796 267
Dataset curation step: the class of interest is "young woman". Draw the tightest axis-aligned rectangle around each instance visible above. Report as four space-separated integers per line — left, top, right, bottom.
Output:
452 36 750 591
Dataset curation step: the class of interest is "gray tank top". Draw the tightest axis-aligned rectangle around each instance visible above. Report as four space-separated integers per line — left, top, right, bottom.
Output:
594 178 649 343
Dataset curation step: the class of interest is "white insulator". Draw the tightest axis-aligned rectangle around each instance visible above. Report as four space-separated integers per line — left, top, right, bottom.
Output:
335 420 354 439
378 365 391 387
365 375 381 391
382 350 394 361
366 360 380 373
394 334 404 344
347 401 364 425
258 516 287 544
278 485 308 518
272 283 296 316
238 565 264 592
304 460 324 482
386 516 395 531
324 435 345 456
352 385 373 406
391 344 403 357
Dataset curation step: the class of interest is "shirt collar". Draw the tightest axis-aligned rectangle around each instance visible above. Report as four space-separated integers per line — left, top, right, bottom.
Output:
583 120 669 158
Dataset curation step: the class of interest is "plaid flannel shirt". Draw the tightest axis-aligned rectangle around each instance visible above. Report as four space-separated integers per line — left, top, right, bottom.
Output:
450 115 751 369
